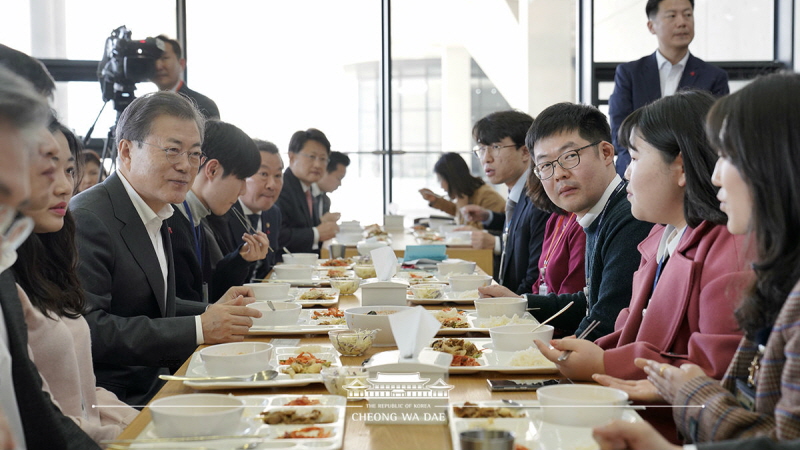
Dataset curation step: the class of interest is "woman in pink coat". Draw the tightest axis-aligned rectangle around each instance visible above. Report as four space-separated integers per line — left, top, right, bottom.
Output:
535 90 752 382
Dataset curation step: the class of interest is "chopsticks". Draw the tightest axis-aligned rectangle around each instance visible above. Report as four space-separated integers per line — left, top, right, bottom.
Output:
557 319 601 362
230 206 274 253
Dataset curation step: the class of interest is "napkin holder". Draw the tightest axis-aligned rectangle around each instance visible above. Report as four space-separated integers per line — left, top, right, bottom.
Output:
360 280 408 307
362 350 453 424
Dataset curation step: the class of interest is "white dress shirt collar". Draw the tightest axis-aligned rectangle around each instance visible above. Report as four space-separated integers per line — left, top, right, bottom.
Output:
656 224 687 262
578 174 623 228
508 168 531 203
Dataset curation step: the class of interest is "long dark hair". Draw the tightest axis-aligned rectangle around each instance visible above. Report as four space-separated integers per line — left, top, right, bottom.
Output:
619 89 726 227
705 72 800 339
13 124 85 319
433 153 484 199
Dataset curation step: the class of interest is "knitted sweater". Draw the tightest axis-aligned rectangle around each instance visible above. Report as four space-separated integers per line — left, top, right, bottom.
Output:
525 182 652 340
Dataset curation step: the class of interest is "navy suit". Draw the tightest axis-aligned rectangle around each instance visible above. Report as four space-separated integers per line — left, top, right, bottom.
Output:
0 270 101 449
177 82 220 120
609 52 729 175
208 201 282 285
276 168 321 254
71 173 206 405
486 193 548 295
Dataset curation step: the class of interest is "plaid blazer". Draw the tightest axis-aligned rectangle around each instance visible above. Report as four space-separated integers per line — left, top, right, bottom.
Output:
672 279 800 442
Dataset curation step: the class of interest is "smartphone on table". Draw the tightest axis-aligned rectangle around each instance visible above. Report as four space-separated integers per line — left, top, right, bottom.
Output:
486 379 561 391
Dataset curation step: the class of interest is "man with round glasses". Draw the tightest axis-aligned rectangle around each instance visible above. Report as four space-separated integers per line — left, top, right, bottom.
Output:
525 102 652 340
71 91 260 405
461 110 548 294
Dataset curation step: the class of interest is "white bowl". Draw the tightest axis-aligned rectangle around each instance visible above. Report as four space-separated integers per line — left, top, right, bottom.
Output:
445 230 472 245
448 274 492 292
474 297 527 319
436 260 476 277
199 342 274 377
244 282 290 300
282 253 318 266
336 232 363 246
272 264 314 280
356 240 390 256
409 283 445 300
344 306 414 347
247 302 302 327
536 385 629 427
489 324 554 352
150 394 245 438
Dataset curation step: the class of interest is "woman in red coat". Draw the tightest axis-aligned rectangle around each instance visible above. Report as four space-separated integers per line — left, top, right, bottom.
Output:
535 90 752 382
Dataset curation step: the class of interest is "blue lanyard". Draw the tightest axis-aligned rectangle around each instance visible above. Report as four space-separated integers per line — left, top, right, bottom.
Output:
182 200 203 268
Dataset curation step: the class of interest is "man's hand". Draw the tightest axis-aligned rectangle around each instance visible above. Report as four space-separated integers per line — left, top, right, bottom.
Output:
592 420 680 450
239 231 269 262
534 337 605 381
317 222 340 241
200 294 261 344
471 230 496 249
321 212 341 223
478 285 518 298
419 188 438 203
461 205 490 223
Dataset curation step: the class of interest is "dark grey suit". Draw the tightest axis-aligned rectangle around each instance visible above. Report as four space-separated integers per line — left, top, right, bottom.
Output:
72 173 206 405
0 270 100 449
276 167 321 254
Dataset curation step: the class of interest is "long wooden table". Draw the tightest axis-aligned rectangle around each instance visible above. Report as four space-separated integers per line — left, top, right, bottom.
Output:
339 229 494 275
116 285 556 449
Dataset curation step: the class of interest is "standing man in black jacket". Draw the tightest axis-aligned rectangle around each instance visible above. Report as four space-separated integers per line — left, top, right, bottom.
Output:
152 35 220 120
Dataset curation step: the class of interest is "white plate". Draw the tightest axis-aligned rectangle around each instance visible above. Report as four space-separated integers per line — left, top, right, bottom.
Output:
183 345 341 389
428 338 558 374
248 309 347 335
449 400 642 450
431 311 535 336
289 288 340 307
134 395 346 449
315 259 356 270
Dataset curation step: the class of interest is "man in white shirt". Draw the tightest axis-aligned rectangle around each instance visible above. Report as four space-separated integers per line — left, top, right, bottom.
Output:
608 0 729 176
71 91 259 405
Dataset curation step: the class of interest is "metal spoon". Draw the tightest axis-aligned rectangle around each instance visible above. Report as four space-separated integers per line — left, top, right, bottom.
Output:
266 300 276 311
159 370 279 382
530 301 574 333
283 246 293 256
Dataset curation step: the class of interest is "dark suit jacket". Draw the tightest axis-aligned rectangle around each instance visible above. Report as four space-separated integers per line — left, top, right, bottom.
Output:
166 206 206 302
71 173 206 405
276 168 321 254
208 202 282 290
609 52 729 175
320 192 331 216
177 82 220 120
485 193 548 295
0 270 101 449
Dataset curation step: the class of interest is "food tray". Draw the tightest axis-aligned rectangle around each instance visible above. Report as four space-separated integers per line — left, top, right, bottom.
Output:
289 288 340 307
427 338 558 374
132 394 346 449
449 400 641 450
248 309 347 335
182 345 341 389
433 311 538 336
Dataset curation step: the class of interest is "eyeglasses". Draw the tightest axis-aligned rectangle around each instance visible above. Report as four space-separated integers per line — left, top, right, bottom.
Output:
472 143 518 158
533 141 600 180
137 141 207 167
298 152 329 165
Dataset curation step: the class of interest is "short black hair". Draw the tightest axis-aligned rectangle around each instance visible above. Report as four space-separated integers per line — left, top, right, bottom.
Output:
253 139 279 155
201 120 260 179
327 151 350 173
646 0 694 19
0 44 56 98
472 110 533 148
287 128 331 154
156 34 183 59
525 102 611 151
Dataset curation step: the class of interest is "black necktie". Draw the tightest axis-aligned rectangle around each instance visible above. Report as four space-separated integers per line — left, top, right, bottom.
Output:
248 213 260 232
